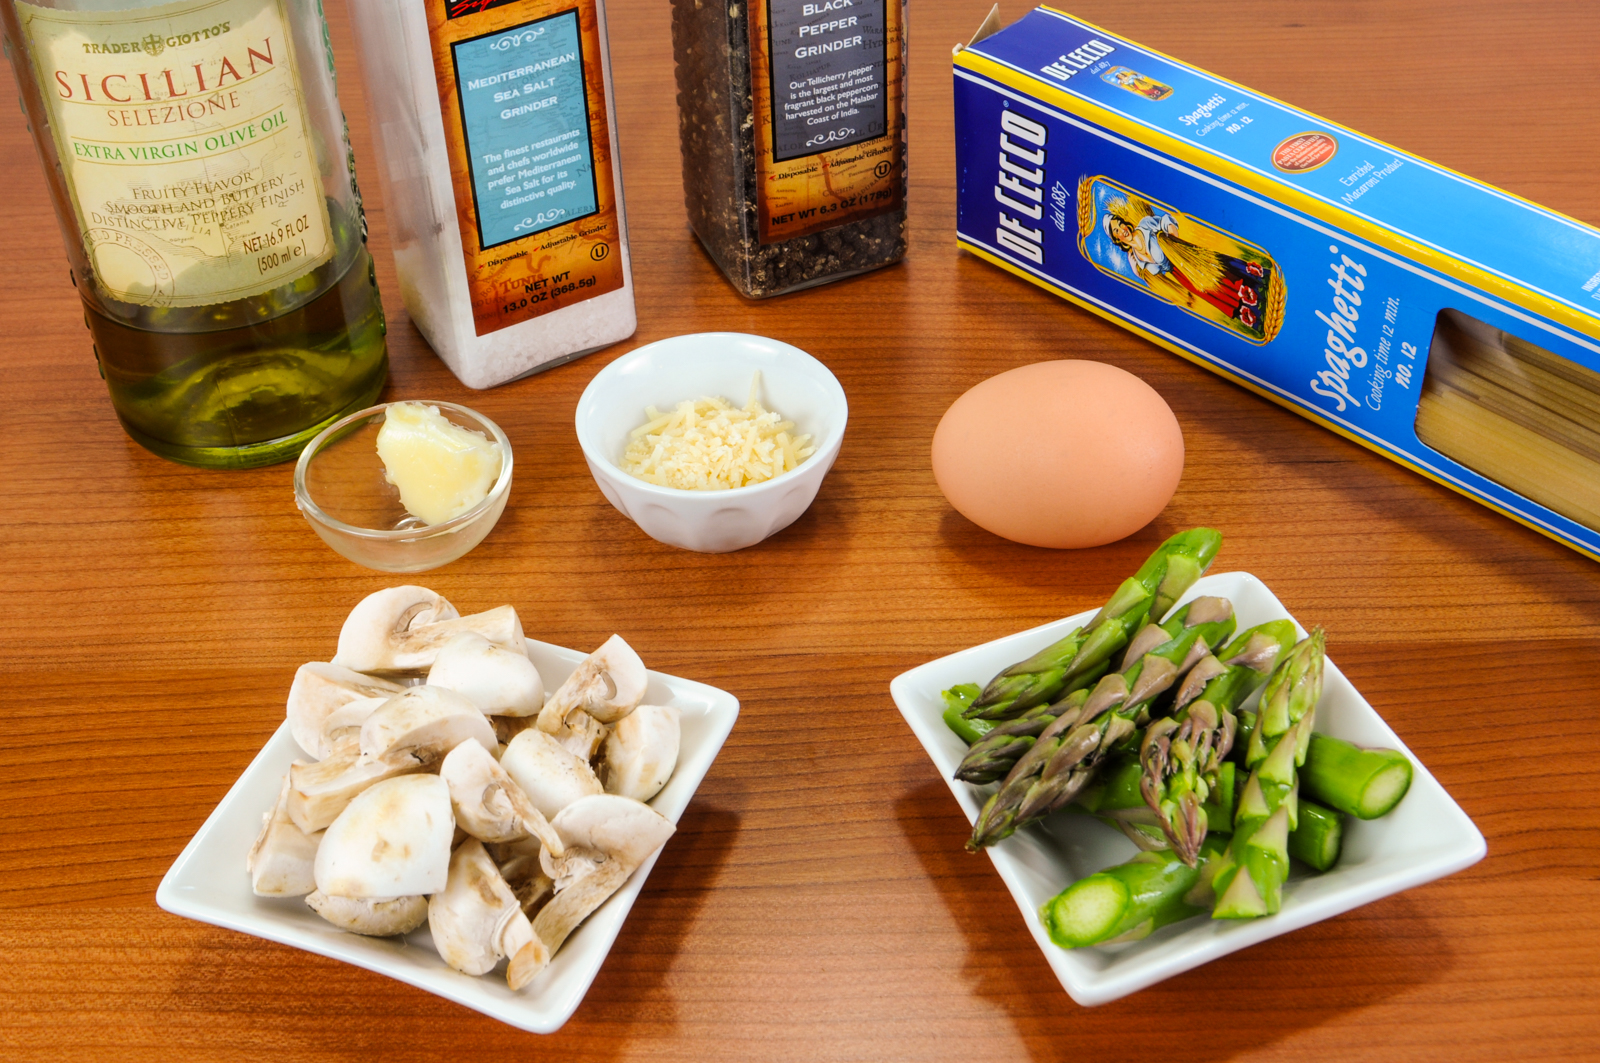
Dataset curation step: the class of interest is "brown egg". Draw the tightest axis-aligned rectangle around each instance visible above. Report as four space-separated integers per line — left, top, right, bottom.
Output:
932 360 1184 549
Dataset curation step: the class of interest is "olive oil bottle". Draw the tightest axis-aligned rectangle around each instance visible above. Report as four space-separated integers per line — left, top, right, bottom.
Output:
2 0 386 468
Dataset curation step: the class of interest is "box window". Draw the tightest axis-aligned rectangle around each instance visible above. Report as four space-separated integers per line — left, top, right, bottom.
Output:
1415 308 1600 533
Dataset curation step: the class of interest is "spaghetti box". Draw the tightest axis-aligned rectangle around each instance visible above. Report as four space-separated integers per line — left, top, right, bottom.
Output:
954 6 1600 562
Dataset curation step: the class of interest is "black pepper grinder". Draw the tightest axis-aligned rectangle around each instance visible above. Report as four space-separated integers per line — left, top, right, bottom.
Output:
669 0 908 297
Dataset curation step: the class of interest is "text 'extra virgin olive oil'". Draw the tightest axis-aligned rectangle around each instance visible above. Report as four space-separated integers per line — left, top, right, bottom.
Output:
3 0 388 468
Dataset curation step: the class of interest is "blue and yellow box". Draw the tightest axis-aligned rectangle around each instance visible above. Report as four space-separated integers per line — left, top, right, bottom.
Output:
954 6 1600 561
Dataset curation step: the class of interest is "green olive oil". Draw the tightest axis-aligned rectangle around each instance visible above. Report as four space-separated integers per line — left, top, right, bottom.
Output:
88 242 387 468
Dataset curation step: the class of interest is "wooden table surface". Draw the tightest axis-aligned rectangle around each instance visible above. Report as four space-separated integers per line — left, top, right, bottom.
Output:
3 0 1599 1059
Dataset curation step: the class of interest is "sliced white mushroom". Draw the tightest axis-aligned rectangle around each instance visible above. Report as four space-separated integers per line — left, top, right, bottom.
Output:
548 711 608 762
486 836 543 864
489 712 541 748
285 662 405 760
600 704 681 803
330 586 459 673
286 742 428 834
547 793 676 870
427 632 544 717
542 844 608 892
530 794 676 955
248 771 323 897
305 891 429 936
439 739 564 855
451 605 527 654
314 774 455 899
429 839 550 990
497 851 556 919
532 858 631 956
316 695 389 759
359 686 498 762
499 729 603 820
537 635 648 733
332 586 524 675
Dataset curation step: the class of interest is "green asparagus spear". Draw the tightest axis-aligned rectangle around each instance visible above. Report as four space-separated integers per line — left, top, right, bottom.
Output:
954 595 1229 784
962 627 1090 721
1060 528 1226 695
1289 801 1343 872
1080 756 1237 846
1244 627 1325 770
1086 721 1400 855
941 685 989 745
1040 836 1227 948
953 689 1090 784
1073 755 1147 816
1299 733 1413 820
1086 761 1337 872
963 528 1223 721
1212 629 1326 919
1135 528 1227 627
952 701 1396 852
1138 621 1297 865
1040 799 1345 949
1235 712 1413 820
966 597 1237 850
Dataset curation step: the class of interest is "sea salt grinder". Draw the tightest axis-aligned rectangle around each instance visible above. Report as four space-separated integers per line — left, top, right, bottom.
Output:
345 0 635 387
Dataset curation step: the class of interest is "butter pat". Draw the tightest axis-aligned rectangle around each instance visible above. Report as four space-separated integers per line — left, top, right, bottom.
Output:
376 403 504 525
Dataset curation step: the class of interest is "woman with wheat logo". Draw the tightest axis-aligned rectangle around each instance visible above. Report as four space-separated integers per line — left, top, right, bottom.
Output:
1078 177 1285 343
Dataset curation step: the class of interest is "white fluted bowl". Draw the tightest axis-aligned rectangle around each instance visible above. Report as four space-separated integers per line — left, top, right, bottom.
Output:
575 333 847 552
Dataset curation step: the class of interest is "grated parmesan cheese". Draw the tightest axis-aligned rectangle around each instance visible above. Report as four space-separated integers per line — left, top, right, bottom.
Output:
622 374 816 490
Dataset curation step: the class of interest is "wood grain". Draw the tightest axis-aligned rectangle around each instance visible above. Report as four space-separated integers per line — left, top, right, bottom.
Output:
1 0 1598 1059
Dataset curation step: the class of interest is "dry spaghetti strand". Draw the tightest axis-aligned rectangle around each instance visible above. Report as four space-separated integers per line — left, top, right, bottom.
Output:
1416 310 1600 532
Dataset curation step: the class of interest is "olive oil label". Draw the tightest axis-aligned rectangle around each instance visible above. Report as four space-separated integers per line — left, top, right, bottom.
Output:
18 0 332 308
428 0 624 337
749 0 904 243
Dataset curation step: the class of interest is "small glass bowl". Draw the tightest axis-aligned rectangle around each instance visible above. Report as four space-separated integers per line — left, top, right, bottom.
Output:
293 401 513 572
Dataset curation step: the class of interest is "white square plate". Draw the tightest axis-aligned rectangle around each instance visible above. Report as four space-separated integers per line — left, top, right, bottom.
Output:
157 639 740 1033
890 571 1485 1006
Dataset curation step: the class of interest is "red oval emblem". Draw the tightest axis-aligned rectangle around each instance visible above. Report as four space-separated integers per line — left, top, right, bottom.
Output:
1272 132 1338 173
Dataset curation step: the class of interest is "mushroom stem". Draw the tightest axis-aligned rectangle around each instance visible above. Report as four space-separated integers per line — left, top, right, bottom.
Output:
286 745 428 834
531 857 632 955
317 696 389 760
498 853 556 920
248 772 322 897
548 711 609 762
505 930 550 991
537 634 648 733
429 839 551 989
440 739 565 856
528 794 676 956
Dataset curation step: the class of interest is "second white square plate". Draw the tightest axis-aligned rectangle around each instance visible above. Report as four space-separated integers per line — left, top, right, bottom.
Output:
157 638 739 1033
890 571 1485 1006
